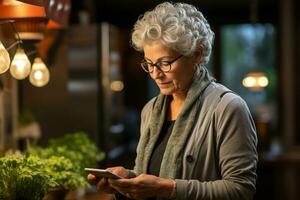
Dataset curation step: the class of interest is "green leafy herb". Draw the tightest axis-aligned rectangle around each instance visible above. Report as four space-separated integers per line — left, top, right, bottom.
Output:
0 132 104 200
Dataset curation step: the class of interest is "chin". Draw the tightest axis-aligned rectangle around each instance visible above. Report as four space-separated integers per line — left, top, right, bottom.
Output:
159 88 174 95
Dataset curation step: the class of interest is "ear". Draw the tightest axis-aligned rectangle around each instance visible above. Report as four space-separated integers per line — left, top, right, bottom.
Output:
193 45 203 64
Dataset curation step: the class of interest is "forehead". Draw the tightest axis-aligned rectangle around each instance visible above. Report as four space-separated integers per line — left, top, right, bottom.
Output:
143 41 177 59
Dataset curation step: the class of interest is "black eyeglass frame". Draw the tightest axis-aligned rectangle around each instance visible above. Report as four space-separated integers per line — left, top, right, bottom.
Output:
140 55 183 73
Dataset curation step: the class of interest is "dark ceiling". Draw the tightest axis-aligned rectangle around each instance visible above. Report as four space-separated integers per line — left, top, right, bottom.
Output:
70 0 278 27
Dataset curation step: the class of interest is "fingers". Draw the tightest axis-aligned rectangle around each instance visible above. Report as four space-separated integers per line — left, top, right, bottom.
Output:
98 177 118 194
107 166 129 178
109 178 133 188
108 174 157 200
86 166 131 196
87 174 117 194
87 173 96 181
111 174 161 199
87 174 99 184
108 178 138 198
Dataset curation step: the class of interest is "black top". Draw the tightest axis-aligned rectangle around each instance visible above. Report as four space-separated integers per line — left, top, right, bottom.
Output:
147 120 175 200
116 120 175 200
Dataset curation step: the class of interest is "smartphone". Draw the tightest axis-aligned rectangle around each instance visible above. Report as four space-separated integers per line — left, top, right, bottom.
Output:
85 168 122 179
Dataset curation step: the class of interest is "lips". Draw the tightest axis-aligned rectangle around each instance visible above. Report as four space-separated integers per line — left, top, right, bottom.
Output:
157 82 171 88
158 82 171 85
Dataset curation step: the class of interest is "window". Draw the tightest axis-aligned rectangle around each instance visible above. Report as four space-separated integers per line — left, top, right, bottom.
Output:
221 24 278 150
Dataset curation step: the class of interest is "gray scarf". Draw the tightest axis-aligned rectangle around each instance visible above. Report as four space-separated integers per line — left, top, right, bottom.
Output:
135 67 214 179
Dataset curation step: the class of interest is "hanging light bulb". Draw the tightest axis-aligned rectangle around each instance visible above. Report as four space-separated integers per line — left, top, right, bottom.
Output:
0 41 11 74
242 72 269 91
29 57 50 87
10 48 31 79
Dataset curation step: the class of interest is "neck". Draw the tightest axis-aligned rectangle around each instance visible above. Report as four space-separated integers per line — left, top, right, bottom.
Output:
167 93 186 120
168 67 199 120
171 67 197 104
172 92 187 105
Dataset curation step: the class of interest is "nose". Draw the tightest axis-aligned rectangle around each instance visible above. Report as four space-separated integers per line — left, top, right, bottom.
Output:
151 67 164 79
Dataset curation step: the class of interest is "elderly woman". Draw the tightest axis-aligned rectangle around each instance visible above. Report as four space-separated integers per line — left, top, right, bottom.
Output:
88 2 258 200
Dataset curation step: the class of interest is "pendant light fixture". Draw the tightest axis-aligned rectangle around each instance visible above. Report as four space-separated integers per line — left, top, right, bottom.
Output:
242 0 269 91
9 47 31 79
0 41 11 74
29 57 50 87
242 72 269 91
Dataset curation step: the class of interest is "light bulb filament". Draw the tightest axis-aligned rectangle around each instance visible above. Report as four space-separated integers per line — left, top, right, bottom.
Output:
33 70 43 80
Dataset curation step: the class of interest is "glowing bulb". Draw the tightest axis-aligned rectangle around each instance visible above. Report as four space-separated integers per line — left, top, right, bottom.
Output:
242 72 269 91
29 57 50 87
0 41 11 74
34 70 43 80
258 76 269 87
10 48 31 80
243 76 256 88
110 80 124 91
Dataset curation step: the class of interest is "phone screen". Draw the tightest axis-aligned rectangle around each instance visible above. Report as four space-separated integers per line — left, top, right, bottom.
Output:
85 168 122 179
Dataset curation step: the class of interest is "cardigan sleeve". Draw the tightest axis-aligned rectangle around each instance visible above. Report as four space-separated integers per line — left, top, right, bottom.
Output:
175 94 258 200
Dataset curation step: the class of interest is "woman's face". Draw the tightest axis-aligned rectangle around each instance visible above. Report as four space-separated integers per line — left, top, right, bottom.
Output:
143 41 198 97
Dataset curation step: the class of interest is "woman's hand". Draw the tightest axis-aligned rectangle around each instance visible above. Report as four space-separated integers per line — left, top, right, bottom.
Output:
109 174 175 200
87 166 129 194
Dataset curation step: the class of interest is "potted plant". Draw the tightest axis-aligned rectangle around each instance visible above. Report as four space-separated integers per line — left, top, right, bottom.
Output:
0 132 105 200
0 154 53 200
29 132 105 176
41 156 89 200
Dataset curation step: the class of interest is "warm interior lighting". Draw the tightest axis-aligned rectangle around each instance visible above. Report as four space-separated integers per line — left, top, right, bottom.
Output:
29 57 50 87
2 0 23 6
257 76 269 87
0 41 11 74
110 80 124 92
46 19 63 29
0 1 46 18
9 47 31 79
16 0 44 6
242 72 269 91
17 32 44 40
12 18 48 40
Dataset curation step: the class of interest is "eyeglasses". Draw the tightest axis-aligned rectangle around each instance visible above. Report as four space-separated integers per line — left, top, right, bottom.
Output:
140 55 183 73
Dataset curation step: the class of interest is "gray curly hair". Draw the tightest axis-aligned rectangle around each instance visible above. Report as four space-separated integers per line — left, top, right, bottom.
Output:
131 2 214 66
